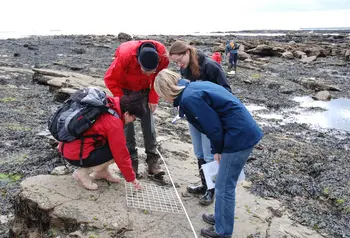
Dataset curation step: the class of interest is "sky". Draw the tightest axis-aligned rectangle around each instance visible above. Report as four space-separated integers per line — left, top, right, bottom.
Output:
1 0 349 36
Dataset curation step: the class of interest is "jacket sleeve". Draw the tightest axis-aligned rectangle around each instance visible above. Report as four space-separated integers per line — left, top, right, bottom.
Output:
149 49 170 104
225 45 230 55
205 61 232 93
104 117 135 182
183 96 224 154
104 55 130 97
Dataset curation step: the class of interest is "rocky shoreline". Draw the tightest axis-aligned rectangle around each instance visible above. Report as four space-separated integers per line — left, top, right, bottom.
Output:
0 32 349 237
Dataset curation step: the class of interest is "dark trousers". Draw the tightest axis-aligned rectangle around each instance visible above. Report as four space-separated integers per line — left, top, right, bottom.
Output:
123 90 158 160
229 53 238 70
65 142 112 168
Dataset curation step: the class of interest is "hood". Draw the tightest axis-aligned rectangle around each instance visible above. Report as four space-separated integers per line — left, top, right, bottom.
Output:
197 51 207 65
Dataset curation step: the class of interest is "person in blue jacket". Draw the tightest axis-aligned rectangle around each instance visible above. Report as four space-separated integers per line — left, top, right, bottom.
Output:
225 40 240 73
154 69 263 238
169 40 233 206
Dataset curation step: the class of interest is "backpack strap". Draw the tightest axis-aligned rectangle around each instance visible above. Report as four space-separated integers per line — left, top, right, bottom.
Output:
107 108 120 118
78 134 103 166
79 137 85 166
77 108 119 166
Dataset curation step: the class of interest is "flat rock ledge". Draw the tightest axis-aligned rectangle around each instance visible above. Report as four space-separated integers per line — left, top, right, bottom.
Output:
9 174 323 238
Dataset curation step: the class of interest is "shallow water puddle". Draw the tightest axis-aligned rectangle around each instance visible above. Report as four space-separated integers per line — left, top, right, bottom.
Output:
246 96 350 132
292 96 350 131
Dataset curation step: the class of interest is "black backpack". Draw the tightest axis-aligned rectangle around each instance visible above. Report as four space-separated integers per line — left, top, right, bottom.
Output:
48 87 119 165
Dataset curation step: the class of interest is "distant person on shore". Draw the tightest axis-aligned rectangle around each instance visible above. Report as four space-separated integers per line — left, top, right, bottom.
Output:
104 40 169 180
58 92 145 191
211 52 222 64
168 40 232 206
225 40 240 74
154 69 263 238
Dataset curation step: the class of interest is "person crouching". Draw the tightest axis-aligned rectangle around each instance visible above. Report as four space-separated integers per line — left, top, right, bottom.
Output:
58 92 146 190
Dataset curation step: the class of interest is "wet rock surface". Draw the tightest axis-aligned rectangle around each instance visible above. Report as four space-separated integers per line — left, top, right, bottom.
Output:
0 32 349 237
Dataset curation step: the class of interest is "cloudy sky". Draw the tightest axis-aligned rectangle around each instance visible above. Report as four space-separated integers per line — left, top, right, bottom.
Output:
1 0 349 35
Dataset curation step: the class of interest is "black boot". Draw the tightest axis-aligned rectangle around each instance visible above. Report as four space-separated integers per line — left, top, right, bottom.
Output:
199 188 215 206
202 213 215 225
201 227 231 238
187 159 207 195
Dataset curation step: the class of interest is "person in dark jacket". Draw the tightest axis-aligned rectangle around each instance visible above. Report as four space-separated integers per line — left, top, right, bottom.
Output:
59 92 146 191
154 69 263 238
169 40 233 206
104 40 169 179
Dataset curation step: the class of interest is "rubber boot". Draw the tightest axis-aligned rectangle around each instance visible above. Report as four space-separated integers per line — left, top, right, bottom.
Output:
91 160 120 183
147 155 165 177
187 159 207 195
73 168 98 190
199 188 215 206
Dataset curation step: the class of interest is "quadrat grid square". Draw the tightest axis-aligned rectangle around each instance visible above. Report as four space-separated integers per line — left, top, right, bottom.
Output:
125 181 183 214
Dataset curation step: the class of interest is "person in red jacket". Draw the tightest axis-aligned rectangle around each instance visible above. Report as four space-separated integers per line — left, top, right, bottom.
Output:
58 92 146 190
104 40 169 179
211 52 222 64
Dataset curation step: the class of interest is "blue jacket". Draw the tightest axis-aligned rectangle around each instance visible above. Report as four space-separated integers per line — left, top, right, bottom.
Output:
180 52 232 93
225 40 239 54
174 80 263 154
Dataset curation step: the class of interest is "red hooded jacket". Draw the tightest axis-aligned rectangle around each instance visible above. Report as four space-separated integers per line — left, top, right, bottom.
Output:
211 52 222 64
58 97 135 182
104 40 169 104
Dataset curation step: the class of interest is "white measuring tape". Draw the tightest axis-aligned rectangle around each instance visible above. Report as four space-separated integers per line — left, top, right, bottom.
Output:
156 149 198 238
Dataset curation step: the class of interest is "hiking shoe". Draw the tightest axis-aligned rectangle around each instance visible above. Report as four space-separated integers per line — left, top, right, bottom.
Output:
202 213 215 225
200 227 231 238
199 189 215 206
147 155 165 176
187 183 207 194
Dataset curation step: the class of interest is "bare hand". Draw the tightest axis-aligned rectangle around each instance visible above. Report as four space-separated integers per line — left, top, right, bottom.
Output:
132 179 142 190
214 153 221 164
148 103 157 113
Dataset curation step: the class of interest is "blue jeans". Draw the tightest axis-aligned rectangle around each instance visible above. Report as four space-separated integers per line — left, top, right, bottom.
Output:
188 123 213 163
214 147 253 236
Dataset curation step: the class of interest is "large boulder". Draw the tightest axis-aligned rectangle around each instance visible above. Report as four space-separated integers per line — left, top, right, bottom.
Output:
212 44 225 52
293 50 307 59
312 91 331 101
300 56 317 64
282 51 294 59
246 45 284 57
118 32 132 42
238 44 246 52
272 47 285 56
299 78 341 91
302 46 331 57
247 44 274 56
238 51 251 60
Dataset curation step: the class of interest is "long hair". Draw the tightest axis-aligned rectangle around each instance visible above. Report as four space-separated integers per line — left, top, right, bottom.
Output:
169 40 200 78
154 69 186 100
